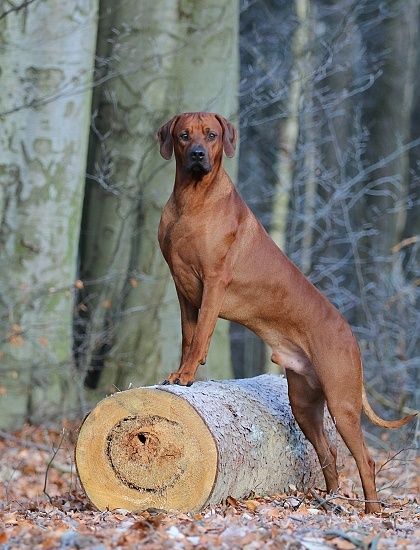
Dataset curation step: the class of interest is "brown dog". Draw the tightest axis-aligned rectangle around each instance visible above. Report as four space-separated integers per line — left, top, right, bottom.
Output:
157 112 415 513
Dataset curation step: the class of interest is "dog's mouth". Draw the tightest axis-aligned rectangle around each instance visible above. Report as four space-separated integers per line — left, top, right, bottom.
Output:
187 161 211 176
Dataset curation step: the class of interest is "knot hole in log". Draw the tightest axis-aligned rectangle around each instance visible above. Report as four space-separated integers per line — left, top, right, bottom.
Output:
106 415 187 494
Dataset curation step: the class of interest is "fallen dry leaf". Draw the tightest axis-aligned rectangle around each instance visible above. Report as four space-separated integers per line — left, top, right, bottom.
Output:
0 426 418 550
329 536 356 549
244 499 260 512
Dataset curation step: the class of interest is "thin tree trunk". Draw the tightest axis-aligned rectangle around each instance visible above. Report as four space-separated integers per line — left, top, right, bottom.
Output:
271 0 309 251
0 1 98 428
296 1 316 276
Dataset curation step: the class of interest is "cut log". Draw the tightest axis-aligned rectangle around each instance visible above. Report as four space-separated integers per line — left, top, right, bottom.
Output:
76 374 339 513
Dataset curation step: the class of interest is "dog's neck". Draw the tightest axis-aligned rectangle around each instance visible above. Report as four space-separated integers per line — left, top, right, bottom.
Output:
173 162 234 212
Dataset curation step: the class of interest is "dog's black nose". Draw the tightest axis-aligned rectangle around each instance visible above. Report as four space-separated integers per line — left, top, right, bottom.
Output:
190 148 206 161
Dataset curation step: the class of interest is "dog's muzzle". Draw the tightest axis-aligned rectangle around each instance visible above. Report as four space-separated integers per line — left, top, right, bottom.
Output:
187 146 211 175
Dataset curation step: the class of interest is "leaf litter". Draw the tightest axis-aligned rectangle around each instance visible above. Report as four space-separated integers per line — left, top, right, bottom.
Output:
0 424 418 549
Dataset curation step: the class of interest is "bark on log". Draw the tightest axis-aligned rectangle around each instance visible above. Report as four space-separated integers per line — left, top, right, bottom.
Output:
76 374 339 513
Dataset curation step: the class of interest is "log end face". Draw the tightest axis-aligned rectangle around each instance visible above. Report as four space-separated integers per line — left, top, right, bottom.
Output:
75 388 217 513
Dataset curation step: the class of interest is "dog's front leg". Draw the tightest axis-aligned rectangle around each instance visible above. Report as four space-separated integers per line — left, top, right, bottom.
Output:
163 277 228 386
175 286 198 365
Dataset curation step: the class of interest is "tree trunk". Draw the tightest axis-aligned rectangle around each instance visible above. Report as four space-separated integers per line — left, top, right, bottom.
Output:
310 0 365 324
354 0 419 418
360 0 418 259
232 0 296 378
271 0 309 252
401 15 420 415
284 0 330 281
76 374 340 513
78 0 237 398
0 1 98 428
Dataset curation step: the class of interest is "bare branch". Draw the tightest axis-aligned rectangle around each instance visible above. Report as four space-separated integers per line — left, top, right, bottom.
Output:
0 0 38 21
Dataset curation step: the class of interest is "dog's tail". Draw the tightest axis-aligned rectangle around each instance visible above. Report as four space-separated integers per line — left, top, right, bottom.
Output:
362 385 417 429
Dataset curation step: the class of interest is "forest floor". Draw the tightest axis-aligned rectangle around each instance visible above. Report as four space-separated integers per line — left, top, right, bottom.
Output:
0 423 418 549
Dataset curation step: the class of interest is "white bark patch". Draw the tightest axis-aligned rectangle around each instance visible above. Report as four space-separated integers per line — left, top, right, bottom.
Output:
0 0 99 428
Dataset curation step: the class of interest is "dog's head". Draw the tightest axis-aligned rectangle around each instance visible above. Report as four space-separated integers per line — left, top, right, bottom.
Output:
157 112 237 177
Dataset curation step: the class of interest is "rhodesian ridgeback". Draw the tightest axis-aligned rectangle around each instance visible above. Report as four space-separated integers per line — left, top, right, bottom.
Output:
157 112 415 513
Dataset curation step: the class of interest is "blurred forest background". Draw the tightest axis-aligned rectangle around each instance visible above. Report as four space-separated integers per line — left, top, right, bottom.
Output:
0 0 418 434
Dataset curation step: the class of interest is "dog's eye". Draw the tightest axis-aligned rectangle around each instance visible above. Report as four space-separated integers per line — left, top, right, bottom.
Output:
208 132 217 141
180 132 189 141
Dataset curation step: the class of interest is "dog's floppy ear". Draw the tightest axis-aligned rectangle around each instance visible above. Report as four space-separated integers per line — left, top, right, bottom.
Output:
215 114 237 158
157 116 178 160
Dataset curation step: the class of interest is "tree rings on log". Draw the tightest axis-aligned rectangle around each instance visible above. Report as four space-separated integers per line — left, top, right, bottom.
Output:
76 375 339 513
76 388 218 512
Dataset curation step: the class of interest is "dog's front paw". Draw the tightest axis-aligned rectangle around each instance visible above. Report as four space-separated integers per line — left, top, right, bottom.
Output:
161 371 195 386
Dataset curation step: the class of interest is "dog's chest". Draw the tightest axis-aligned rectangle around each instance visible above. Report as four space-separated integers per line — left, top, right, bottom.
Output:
159 208 231 305
159 215 199 298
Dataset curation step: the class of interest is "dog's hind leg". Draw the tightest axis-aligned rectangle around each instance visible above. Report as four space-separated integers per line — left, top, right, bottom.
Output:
325 384 379 513
284 368 339 493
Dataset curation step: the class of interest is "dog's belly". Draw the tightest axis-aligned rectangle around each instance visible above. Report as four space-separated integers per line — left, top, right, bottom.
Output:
220 285 322 389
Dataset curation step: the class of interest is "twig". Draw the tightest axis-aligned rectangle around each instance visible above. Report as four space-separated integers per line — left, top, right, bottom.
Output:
322 492 387 508
307 489 346 514
43 429 66 504
45 461 73 475
391 235 419 254
378 480 411 494
376 448 409 476
326 491 411 509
